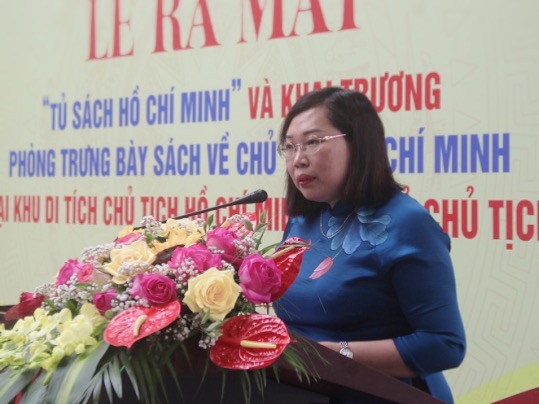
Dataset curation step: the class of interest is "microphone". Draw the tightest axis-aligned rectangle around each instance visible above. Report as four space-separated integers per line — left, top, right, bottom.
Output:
167 189 268 221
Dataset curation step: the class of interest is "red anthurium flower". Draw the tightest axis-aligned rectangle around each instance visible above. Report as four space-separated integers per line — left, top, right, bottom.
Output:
270 237 309 300
4 292 45 321
210 314 292 370
104 300 181 348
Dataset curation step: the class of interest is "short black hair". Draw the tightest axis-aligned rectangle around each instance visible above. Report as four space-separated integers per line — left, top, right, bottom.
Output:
280 87 402 218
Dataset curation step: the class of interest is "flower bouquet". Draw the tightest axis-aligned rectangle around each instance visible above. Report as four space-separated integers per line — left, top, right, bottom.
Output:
0 213 315 404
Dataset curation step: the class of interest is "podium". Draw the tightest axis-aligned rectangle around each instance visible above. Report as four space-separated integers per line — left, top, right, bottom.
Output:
269 341 442 404
141 338 443 404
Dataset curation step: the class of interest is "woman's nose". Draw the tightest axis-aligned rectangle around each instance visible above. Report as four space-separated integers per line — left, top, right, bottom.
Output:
292 146 308 166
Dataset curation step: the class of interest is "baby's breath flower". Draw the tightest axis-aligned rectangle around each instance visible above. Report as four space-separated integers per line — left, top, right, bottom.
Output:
79 243 115 267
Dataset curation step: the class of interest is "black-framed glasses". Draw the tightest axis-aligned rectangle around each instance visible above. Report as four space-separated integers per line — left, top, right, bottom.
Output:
278 134 347 160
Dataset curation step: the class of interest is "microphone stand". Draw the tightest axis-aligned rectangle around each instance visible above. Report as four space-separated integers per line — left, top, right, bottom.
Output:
133 189 268 229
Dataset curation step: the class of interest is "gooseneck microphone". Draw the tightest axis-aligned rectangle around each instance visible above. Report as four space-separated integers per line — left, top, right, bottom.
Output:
167 189 268 221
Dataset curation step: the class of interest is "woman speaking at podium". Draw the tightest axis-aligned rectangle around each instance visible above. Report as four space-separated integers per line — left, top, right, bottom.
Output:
273 87 466 403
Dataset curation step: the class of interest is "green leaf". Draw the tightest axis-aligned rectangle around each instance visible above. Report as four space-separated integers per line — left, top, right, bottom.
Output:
65 299 79 316
200 310 211 324
163 358 183 402
75 349 124 404
253 369 267 393
251 222 269 248
206 214 214 228
0 368 39 404
19 371 48 404
47 341 110 404
118 350 140 400
102 364 113 402
107 355 124 398
219 371 227 403
259 242 279 256
191 355 210 400
239 371 252 404
138 352 156 403
176 341 193 369
254 221 267 233
271 363 281 383
279 333 326 384
204 319 222 332
128 357 148 402
143 351 169 404
258 210 267 225
128 350 155 404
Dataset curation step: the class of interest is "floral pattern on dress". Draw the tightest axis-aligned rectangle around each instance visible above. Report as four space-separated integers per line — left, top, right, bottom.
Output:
328 208 391 254
311 208 392 279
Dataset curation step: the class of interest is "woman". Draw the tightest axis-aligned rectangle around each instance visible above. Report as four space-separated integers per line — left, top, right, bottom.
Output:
273 87 466 403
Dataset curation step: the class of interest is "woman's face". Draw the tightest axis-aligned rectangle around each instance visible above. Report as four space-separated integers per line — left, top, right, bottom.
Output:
284 106 351 207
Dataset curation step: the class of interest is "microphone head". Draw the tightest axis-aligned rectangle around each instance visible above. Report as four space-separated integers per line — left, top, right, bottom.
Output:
240 189 268 204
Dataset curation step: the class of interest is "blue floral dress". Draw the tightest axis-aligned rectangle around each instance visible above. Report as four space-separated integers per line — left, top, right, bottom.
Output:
274 191 466 403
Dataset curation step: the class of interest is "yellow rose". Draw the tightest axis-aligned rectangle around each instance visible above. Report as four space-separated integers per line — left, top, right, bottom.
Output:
153 219 205 253
159 218 181 237
103 240 156 284
152 226 188 253
178 218 205 244
183 268 241 321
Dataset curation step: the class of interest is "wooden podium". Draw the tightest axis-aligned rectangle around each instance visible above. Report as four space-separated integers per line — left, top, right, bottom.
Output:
148 339 442 404
270 341 442 404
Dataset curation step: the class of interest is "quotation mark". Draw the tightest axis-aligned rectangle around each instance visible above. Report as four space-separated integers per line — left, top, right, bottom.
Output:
231 78 242 91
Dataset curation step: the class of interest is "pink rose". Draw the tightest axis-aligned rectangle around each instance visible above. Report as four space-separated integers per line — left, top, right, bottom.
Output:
56 259 95 286
115 232 145 246
88 269 112 286
77 263 96 283
93 289 118 315
168 243 222 273
205 227 242 266
130 274 177 305
238 254 282 304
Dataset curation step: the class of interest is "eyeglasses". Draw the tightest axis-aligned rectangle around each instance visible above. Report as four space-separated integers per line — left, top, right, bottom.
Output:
278 134 347 160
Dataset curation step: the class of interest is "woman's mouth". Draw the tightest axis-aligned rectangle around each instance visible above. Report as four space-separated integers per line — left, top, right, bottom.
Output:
296 174 315 187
